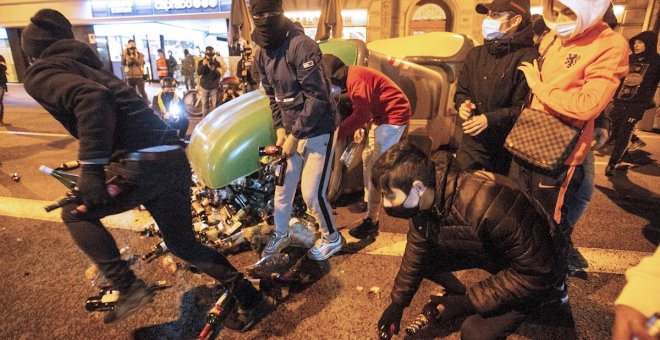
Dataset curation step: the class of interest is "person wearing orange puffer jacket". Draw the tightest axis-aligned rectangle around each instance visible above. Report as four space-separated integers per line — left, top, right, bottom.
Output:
513 0 629 271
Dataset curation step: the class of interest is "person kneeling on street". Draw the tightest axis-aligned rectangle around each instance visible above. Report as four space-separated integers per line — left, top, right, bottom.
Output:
21 9 272 329
152 77 189 140
375 142 569 340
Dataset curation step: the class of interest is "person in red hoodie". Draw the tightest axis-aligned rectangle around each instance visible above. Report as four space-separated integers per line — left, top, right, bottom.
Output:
322 54 411 239
515 0 629 268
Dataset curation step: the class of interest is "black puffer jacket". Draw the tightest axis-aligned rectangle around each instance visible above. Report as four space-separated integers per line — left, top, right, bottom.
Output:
391 162 568 314
24 39 178 161
454 24 538 175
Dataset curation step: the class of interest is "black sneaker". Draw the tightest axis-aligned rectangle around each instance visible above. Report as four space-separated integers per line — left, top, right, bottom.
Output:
348 201 368 213
103 279 155 324
223 295 274 332
348 218 379 239
628 139 647 152
605 164 615 176
568 247 589 271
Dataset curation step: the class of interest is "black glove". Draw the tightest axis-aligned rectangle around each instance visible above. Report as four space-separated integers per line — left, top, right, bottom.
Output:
429 294 475 322
378 302 405 339
78 164 110 209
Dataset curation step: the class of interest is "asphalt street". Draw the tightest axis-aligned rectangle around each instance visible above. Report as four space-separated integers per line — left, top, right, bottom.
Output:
0 83 658 339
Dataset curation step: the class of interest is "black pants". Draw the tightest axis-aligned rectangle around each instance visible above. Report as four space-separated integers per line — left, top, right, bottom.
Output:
608 102 646 166
60 148 260 307
460 309 529 340
0 86 5 122
127 77 150 104
167 117 189 139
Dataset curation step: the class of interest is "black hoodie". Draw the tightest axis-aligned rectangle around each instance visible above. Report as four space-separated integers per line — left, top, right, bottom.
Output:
454 23 538 175
615 31 660 104
24 39 178 161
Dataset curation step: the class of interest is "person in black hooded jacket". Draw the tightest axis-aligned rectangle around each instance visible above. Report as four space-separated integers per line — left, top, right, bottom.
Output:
454 0 538 176
21 9 269 329
375 142 568 340
606 31 660 176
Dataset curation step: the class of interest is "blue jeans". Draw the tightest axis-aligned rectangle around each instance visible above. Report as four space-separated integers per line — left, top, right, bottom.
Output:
562 151 594 232
363 123 407 221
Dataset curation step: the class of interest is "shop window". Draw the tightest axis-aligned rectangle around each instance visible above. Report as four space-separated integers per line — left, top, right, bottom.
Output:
408 1 453 35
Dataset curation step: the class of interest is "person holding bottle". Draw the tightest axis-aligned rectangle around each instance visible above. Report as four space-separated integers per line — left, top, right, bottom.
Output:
20 9 271 328
251 0 344 262
455 0 537 177
374 142 568 340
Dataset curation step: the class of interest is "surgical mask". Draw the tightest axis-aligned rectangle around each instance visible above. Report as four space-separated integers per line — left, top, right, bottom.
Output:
549 21 577 38
482 19 506 40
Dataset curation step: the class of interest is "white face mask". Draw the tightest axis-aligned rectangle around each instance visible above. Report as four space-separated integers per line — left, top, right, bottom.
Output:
482 18 505 40
549 21 577 38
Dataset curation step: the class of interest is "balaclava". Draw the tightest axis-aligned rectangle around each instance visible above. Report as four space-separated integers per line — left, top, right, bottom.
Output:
250 0 290 50
21 9 74 59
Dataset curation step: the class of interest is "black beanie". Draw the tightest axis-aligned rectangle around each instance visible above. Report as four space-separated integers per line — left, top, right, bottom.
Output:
321 54 349 89
21 9 74 58
250 0 284 15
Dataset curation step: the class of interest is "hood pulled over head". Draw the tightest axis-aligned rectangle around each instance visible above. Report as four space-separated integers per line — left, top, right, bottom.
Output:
542 0 611 41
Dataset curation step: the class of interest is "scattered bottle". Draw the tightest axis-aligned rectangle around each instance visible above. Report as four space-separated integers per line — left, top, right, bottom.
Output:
198 290 237 340
55 160 81 171
258 145 282 157
405 295 443 335
85 288 120 312
340 142 359 167
217 222 274 252
11 173 20 182
39 165 79 190
142 241 168 263
223 209 247 236
138 222 161 238
274 157 287 186
378 323 395 340
247 253 291 278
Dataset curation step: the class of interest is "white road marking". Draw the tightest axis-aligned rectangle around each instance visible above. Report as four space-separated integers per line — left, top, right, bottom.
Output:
339 231 651 275
0 196 153 231
1 196 652 275
0 130 71 138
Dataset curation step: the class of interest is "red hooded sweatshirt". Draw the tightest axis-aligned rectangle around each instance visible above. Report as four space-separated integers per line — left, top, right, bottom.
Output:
338 66 411 139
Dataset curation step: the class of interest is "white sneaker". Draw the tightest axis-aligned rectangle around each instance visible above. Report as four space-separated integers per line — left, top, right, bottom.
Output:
262 233 291 258
307 233 345 261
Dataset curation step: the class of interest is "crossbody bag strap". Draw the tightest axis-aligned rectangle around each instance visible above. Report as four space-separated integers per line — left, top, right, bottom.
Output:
522 35 559 109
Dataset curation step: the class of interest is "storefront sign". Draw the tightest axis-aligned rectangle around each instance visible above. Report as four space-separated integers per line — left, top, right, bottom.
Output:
285 10 368 28
153 0 220 14
91 0 230 17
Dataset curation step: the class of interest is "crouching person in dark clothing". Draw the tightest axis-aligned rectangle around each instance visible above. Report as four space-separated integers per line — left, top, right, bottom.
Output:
21 9 269 328
152 77 189 140
374 142 568 340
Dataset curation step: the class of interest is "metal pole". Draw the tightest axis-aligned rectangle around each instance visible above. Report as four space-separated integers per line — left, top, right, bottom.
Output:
641 0 656 31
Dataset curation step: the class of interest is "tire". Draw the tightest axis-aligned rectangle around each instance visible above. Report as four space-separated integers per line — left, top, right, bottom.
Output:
183 90 203 117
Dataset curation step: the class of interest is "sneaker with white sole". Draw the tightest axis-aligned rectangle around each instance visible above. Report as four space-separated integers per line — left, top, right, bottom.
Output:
262 233 291 258
307 233 345 261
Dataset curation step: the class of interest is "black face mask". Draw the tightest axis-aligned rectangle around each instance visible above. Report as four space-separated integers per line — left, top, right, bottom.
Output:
161 92 174 103
251 15 289 50
384 205 420 219
383 191 421 219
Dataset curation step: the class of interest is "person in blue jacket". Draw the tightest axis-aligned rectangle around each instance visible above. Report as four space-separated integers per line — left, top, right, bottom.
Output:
251 0 344 262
